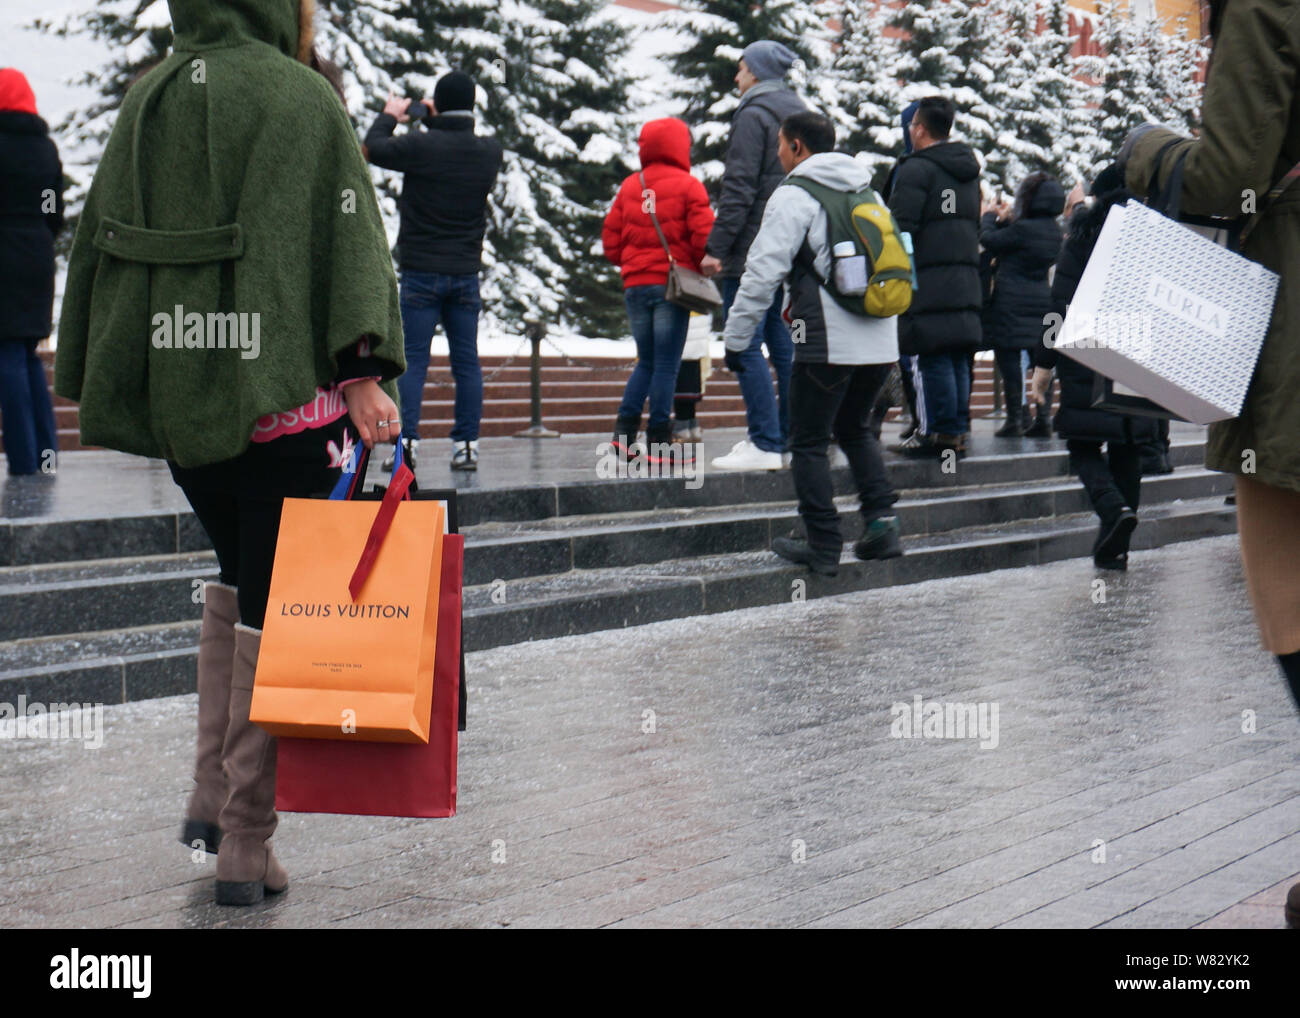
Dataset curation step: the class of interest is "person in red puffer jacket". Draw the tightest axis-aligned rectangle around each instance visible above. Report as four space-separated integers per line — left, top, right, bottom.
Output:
602 117 714 457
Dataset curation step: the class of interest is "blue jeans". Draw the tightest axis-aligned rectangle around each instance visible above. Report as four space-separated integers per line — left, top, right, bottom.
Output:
721 277 792 453
0 338 58 475
398 271 482 442
916 351 972 437
618 285 690 431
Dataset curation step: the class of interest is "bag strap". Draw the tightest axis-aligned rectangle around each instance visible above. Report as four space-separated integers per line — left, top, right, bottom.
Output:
1146 138 1187 219
1148 137 1300 245
328 432 415 600
1240 158 1300 245
638 171 676 267
782 176 877 290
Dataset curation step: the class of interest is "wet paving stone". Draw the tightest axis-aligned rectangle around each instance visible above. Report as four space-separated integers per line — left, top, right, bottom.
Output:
0 534 1295 928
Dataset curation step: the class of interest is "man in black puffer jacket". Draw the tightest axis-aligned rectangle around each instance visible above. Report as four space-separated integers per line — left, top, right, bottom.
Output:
884 97 983 459
365 70 503 474
980 172 1065 437
0 68 62 476
1030 163 1162 570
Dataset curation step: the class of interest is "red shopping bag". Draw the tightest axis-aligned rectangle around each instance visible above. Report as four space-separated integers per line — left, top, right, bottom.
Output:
274 534 463 817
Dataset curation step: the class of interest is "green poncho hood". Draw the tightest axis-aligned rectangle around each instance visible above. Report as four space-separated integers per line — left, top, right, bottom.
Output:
55 0 405 468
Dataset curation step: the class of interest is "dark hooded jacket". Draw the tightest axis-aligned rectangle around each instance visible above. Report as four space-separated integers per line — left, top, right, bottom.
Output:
1035 190 1162 446
602 118 714 288
0 69 63 340
980 177 1065 350
706 81 807 278
885 140 984 356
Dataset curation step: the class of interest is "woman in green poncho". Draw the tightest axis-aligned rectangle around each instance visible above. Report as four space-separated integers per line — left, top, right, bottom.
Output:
55 0 406 906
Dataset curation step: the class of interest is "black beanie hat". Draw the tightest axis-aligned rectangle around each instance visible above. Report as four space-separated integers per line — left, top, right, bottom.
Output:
434 70 475 113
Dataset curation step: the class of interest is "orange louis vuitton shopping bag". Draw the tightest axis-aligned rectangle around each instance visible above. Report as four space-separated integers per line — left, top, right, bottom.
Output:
250 440 444 743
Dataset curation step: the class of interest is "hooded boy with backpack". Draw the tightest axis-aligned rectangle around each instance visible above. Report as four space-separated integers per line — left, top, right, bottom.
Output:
722 112 908 576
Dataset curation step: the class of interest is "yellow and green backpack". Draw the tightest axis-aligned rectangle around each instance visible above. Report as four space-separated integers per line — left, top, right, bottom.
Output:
783 177 915 318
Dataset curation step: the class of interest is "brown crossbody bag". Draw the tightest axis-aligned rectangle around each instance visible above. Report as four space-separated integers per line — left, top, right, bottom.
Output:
639 171 723 313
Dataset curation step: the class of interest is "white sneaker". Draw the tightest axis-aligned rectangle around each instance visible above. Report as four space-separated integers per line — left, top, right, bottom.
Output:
450 439 478 471
711 439 784 471
781 452 792 469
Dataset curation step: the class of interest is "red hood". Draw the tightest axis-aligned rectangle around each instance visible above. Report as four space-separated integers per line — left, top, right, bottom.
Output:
0 68 38 115
638 118 691 172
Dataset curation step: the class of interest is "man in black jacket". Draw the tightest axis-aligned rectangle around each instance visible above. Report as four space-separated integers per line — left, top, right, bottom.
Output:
700 41 807 472
0 68 62 476
365 70 503 472
884 97 983 459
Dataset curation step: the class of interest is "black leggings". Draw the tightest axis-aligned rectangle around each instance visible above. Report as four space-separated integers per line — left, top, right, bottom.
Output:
173 422 352 628
182 490 286 629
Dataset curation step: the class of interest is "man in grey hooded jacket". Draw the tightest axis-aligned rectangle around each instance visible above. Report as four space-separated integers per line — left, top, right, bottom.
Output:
723 112 903 576
702 40 807 472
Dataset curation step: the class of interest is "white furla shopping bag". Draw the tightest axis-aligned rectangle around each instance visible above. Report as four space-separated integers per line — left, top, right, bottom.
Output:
1056 200 1279 424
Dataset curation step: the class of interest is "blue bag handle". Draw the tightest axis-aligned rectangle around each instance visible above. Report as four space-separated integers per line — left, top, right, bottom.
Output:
328 432 408 500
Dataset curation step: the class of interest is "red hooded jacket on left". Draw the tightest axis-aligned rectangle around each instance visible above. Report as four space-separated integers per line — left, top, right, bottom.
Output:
603 118 714 289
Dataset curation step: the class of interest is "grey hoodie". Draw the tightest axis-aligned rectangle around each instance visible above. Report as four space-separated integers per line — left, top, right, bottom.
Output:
721 152 899 366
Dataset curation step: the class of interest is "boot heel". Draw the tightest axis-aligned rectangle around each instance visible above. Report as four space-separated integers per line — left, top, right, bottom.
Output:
180 820 221 854
215 879 265 906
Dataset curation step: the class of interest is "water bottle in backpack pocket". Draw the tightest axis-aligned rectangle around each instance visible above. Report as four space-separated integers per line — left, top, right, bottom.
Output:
784 177 915 319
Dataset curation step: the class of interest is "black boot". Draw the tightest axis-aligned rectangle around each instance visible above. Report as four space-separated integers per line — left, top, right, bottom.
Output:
644 422 686 465
1024 401 1051 438
612 415 640 458
1093 507 1137 569
772 534 839 576
994 405 1024 438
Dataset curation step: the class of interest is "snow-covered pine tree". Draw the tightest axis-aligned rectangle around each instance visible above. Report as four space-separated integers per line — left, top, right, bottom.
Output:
1086 1 1206 167
815 0 901 193
35 0 635 338
669 0 831 191
467 0 634 337
295 0 640 336
888 0 998 174
980 0 1100 198
1134 10 1206 139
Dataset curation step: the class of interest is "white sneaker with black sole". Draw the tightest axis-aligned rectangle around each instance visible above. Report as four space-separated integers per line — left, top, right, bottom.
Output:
451 439 479 471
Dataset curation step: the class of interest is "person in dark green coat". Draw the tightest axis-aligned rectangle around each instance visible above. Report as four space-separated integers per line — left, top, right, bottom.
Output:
1122 0 1300 928
55 0 405 907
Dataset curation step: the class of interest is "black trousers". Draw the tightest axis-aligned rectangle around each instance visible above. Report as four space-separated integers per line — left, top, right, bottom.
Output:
171 421 352 628
674 359 702 422
994 347 1026 415
790 362 897 559
1067 439 1142 525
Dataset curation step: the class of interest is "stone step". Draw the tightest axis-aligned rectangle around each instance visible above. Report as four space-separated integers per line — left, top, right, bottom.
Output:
0 437 1206 568
0 495 1237 706
0 463 1227 643
458 495 1237 652
458 465 1229 587
0 552 216 643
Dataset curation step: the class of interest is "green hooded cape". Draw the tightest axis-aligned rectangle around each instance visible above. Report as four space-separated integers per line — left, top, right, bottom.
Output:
55 0 405 468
